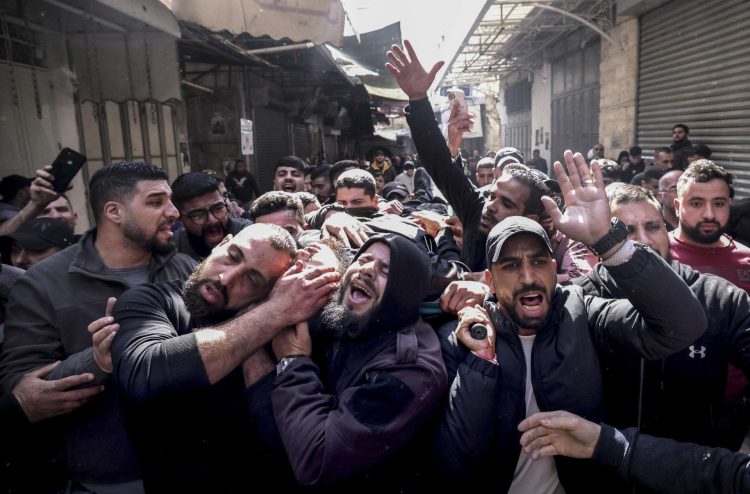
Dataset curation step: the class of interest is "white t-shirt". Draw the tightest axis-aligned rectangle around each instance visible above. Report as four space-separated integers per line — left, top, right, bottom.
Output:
508 334 565 494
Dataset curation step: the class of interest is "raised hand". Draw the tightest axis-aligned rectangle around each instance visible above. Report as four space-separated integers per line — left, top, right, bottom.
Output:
447 103 475 157
541 151 613 246
30 165 63 208
385 39 444 100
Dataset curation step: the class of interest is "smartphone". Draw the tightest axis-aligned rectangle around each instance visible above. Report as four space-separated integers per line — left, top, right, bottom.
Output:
447 88 468 116
50 148 87 192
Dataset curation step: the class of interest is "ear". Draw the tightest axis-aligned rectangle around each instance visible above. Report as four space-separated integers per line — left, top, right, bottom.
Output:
483 269 495 295
373 195 379 206
673 197 681 218
103 201 123 224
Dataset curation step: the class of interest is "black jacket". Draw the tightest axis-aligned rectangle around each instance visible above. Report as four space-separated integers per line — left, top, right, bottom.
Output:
574 260 750 450
406 98 488 271
434 246 706 492
112 280 292 493
593 423 750 493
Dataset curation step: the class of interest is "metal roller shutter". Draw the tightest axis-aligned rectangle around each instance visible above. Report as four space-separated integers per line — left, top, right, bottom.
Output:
637 0 750 197
252 106 290 193
293 123 312 162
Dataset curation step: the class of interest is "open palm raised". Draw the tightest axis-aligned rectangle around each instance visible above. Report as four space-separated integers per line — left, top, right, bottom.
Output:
540 150 614 246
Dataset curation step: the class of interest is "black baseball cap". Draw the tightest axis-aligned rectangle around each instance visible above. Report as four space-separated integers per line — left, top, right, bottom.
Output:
382 182 409 200
528 169 562 194
9 218 75 251
494 147 524 167
486 216 552 264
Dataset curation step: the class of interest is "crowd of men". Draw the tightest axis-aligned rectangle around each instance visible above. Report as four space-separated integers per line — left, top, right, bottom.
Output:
0 40 748 494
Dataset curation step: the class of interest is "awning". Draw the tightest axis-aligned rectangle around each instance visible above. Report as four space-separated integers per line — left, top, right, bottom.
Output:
160 0 345 46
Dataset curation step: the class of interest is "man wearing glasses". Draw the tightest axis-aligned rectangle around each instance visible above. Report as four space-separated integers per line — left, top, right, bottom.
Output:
172 172 251 261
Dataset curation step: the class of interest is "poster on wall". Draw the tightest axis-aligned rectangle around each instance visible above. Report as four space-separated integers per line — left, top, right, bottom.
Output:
240 118 254 155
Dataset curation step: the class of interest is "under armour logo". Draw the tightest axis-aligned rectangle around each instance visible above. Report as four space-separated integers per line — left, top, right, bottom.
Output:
689 345 707 359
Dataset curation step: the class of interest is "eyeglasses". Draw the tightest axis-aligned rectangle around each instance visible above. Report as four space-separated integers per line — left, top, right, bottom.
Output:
659 186 677 193
184 202 229 224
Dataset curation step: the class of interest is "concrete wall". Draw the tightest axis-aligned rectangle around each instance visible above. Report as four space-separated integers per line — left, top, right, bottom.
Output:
599 16 639 159
531 62 552 165
479 81 503 154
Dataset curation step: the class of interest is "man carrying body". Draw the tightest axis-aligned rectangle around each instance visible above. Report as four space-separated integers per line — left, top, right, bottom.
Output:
429 147 705 491
574 184 750 451
269 233 448 489
110 223 340 492
0 162 196 493
172 172 251 261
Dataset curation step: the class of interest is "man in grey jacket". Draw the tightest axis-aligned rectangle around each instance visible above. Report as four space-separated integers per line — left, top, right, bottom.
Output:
0 162 195 493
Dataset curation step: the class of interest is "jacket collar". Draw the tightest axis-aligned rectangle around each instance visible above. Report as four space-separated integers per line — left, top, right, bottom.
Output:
69 228 173 282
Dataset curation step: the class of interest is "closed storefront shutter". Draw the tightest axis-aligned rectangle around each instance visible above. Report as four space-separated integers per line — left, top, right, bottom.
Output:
551 40 600 165
252 105 289 192
637 0 750 196
293 123 312 162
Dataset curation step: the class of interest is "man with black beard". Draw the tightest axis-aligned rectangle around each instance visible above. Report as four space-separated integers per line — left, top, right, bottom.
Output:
669 160 750 293
172 172 251 261
267 233 448 490
574 184 750 460
433 151 706 492
0 162 196 493
109 223 341 492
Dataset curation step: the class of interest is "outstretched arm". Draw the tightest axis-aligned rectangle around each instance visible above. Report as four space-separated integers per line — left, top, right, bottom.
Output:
519 410 750 494
388 40 483 229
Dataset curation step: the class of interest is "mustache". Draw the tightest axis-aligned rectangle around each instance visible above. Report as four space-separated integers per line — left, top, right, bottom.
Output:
513 283 546 299
697 220 721 228
343 274 377 298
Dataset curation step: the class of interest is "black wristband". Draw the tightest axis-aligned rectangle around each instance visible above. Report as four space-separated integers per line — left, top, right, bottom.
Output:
588 218 628 257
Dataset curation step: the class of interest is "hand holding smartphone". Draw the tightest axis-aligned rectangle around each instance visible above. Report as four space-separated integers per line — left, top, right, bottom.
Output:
50 148 87 192
447 88 468 117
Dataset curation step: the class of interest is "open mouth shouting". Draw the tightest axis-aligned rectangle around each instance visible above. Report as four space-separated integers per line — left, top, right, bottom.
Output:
281 181 297 193
344 277 377 312
202 224 225 246
513 286 549 322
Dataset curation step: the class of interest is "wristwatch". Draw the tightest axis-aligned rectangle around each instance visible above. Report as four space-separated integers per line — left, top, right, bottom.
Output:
276 355 302 376
588 218 628 257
